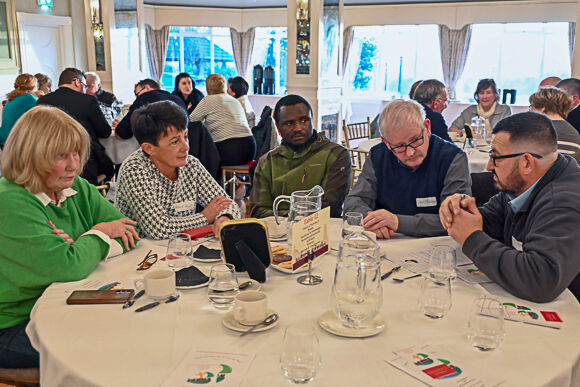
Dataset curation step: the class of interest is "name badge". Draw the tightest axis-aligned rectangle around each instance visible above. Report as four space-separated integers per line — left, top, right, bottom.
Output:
173 200 196 213
416 197 437 207
512 236 523 251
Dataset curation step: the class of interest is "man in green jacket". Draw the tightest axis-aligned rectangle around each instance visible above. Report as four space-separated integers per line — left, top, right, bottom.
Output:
250 95 351 218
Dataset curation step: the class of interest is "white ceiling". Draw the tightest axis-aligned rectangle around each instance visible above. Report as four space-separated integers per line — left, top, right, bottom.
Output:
144 0 519 9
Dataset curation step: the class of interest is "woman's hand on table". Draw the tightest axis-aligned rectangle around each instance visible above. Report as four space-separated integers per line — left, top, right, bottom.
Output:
48 221 74 243
201 196 232 224
91 218 140 250
212 215 230 237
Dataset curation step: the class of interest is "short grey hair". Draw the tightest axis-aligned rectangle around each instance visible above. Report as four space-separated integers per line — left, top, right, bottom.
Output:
413 79 446 105
85 71 101 86
379 99 426 139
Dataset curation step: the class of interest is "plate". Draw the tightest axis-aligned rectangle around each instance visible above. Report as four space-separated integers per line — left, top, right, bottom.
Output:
176 280 209 290
270 261 314 274
318 310 385 338
192 257 223 263
222 309 279 333
239 279 262 291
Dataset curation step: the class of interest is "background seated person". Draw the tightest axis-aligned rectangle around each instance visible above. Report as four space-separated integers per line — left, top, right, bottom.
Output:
116 101 240 240
172 72 204 115
555 78 580 135
412 79 453 142
189 73 256 166
343 99 470 238
227 76 256 128
0 106 138 368
450 78 512 134
115 79 187 140
440 112 580 303
529 87 580 162
250 95 351 218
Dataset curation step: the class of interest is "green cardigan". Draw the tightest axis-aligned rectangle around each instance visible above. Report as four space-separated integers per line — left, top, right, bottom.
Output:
0 177 127 329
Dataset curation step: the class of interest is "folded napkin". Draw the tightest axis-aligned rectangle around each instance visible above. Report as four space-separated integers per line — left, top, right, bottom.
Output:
193 245 222 260
175 266 209 287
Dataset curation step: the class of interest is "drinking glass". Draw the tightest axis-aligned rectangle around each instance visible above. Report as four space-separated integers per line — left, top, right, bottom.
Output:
165 233 192 270
342 212 364 238
418 276 452 319
429 245 457 282
467 297 505 351
280 323 321 384
207 263 239 310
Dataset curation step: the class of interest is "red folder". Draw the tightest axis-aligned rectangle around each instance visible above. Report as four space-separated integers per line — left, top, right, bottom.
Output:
182 225 214 239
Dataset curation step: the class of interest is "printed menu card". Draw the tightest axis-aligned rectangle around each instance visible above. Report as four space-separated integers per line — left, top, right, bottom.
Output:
162 350 254 386
291 206 330 271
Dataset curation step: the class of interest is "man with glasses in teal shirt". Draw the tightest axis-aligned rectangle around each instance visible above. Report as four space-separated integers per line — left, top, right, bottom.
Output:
440 112 580 303
343 99 470 238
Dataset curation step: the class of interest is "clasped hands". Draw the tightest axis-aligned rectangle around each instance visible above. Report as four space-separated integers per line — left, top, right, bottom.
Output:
363 209 398 239
439 194 483 244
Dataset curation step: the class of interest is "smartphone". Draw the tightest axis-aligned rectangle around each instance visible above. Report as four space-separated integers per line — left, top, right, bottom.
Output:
66 289 135 305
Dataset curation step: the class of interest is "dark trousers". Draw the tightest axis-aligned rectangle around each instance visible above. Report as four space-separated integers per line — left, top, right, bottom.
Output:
0 321 39 368
215 136 256 166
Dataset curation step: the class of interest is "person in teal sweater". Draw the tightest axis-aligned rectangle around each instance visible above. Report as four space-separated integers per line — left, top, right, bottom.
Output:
0 106 140 368
0 73 39 146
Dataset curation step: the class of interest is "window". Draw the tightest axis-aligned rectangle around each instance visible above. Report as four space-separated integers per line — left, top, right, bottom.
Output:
250 27 287 95
455 23 571 104
162 26 236 92
347 25 443 98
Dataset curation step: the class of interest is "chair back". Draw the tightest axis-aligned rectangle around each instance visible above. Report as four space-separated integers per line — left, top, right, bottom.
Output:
347 148 369 189
343 117 371 148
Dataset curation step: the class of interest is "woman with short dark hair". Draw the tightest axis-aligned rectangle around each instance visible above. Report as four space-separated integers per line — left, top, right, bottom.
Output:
228 76 256 127
172 72 204 114
450 78 512 133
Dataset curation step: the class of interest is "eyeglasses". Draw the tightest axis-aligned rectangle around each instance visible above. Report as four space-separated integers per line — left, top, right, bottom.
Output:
137 250 158 271
385 129 425 154
78 79 87 89
488 150 543 167
134 86 146 97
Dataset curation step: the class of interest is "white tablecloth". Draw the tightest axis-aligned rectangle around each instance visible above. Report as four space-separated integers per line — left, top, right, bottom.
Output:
27 220 580 386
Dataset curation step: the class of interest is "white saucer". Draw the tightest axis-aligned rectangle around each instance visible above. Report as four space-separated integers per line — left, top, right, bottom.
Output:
222 309 279 333
270 260 316 274
318 310 385 338
176 279 209 290
239 279 262 291
192 257 223 263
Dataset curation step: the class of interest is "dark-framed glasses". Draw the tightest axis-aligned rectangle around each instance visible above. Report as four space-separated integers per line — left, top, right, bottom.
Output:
385 129 425 154
137 250 158 271
134 86 146 97
488 150 543 167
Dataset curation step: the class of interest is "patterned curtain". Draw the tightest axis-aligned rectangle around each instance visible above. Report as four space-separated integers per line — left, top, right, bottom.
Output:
342 26 355 79
438 24 472 99
569 22 576 69
230 27 256 80
145 25 170 84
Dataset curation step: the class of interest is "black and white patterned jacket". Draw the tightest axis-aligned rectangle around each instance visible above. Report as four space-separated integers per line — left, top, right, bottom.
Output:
116 150 240 239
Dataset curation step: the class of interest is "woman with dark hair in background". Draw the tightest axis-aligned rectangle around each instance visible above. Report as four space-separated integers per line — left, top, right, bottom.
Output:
228 76 256 128
172 72 204 115
450 78 512 133
0 74 39 147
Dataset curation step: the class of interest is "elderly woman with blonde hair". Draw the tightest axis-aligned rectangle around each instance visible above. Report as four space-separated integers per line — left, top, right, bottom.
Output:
189 73 256 166
0 106 139 368
530 86 580 160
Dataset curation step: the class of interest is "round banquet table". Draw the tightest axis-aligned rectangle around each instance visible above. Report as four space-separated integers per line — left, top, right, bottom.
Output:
357 138 490 173
27 220 580 387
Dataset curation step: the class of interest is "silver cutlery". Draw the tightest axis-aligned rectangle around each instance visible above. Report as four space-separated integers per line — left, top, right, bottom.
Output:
240 313 278 337
392 273 422 283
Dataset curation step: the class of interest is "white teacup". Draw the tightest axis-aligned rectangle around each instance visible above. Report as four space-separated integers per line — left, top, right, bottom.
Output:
135 269 176 300
234 291 268 325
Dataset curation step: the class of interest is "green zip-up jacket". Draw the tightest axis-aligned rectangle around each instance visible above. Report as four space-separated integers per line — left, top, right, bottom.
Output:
250 132 351 218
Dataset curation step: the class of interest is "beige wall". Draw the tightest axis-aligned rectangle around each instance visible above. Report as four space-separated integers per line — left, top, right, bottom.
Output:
15 0 70 16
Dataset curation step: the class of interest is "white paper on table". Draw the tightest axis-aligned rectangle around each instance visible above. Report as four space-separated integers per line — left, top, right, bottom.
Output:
386 246 472 276
162 350 254 387
62 279 133 294
497 296 563 329
456 264 494 284
386 344 506 386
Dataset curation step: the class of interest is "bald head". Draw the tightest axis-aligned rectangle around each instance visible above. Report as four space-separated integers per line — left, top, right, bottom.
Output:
539 76 561 89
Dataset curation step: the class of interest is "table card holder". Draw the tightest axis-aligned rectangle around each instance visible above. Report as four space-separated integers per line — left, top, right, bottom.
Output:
291 207 331 285
234 240 267 283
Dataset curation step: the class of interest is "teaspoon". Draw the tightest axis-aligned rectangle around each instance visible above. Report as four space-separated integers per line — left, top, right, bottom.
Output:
240 313 278 337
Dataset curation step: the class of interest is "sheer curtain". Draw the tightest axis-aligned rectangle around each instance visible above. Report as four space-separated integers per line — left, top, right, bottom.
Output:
438 24 472 99
342 26 355 78
145 25 170 84
569 22 576 68
230 27 256 80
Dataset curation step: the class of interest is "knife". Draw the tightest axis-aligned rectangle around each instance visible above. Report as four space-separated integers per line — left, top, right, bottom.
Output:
135 294 180 313
381 265 401 280
122 289 145 309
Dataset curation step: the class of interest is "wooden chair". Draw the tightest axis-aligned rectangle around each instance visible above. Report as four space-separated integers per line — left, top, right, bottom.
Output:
342 117 371 148
95 183 110 198
347 148 369 189
0 367 39 387
222 164 253 218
